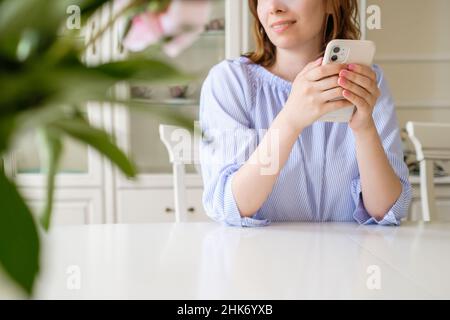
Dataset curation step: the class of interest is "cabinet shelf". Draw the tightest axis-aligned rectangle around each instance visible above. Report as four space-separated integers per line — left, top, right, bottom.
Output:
131 98 199 107
409 174 450 185
200 30 225 37
18 169 86 174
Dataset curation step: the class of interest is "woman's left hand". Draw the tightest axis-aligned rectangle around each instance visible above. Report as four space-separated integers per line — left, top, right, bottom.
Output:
337 64 381 133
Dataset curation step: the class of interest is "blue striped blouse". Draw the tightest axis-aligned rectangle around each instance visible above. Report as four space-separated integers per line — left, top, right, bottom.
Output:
199 56 412 227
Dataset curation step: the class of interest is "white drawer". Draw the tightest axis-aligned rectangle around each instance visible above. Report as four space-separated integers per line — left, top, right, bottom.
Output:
186 188 209 222
117 188 209 223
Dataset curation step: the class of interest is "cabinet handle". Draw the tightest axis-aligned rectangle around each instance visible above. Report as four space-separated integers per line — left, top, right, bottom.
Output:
165 207 174 214
165 207 196 214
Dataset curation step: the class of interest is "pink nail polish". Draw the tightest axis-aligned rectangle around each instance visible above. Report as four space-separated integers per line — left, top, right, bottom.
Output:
348 64 355 70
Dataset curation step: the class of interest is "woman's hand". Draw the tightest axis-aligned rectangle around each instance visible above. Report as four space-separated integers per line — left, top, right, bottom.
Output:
283 57 351 132
338 64 381 133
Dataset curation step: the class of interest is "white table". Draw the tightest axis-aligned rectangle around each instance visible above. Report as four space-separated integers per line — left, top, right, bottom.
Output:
28 222 450 299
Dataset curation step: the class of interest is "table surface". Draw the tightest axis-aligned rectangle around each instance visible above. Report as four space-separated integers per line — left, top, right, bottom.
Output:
18 221 450 299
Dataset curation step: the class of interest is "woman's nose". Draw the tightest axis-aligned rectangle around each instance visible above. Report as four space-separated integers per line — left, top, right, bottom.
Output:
267 0 288 14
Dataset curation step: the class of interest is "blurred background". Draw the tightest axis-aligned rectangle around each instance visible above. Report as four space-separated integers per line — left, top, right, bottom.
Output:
3 0 449 225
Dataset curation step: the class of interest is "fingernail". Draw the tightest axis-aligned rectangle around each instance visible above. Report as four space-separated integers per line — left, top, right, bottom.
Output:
348 64 355 70
340 70 348 77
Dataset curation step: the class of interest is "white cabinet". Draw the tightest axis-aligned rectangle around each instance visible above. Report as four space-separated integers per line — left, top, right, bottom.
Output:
21 188 104 225
185 188 210 222
3 4 116 225
409 177 450 221
117 189 177 223
3 0 251 225
3 104 109 224
409 199 450 222
117 187 207 223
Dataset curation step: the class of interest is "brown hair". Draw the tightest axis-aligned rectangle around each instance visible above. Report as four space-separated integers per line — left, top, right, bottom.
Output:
244 0 361 68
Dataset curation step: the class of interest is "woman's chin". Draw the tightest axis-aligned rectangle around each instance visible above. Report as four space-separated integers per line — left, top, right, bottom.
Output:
272 40 304 50
271 33 317 51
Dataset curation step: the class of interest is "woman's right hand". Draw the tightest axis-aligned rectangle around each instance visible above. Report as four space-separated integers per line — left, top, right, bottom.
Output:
283 57 351 132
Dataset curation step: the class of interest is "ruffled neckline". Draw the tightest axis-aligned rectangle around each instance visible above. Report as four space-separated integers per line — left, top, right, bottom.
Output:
238 56 292 91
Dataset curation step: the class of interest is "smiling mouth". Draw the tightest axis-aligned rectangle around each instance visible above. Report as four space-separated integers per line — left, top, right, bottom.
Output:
271 21 296 32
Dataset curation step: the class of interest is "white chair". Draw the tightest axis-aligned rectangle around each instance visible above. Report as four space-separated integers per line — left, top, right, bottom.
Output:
159 124 201 222
406 121 450 221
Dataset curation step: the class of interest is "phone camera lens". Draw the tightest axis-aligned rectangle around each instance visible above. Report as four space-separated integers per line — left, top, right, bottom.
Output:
331 55 338 62
333 47 340 53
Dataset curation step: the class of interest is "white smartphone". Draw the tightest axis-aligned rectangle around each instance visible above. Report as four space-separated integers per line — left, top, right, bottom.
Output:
317 39 376 123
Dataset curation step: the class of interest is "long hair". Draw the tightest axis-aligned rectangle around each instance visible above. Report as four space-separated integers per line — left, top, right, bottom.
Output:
244 0 361 67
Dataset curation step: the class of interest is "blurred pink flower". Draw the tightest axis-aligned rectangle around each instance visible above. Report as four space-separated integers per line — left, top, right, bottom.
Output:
122 11 164 52
123 0 211 57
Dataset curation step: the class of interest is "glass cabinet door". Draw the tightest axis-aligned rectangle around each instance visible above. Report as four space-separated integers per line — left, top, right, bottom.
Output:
124 0 227 175
9 105 90 176
12 134 89 175
4 101 103 187
4 9 106 186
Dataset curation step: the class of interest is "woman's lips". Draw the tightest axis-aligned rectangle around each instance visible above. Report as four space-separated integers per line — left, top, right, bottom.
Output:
271 21 296 33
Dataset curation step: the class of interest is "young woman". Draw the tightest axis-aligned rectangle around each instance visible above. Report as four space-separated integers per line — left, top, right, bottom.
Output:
199 0 412 227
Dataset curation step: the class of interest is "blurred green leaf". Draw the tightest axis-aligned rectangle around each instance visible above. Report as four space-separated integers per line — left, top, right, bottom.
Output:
0 56 192 118
0 170 40 296
147 0 171 12
95 58 193 83
0 71 56 116
38 127 63 231
78 0 114 17
0 116 16 153
120 100 196 132
9 104 67 138
50 118 136 177
0 0 70 59
16 29 40 62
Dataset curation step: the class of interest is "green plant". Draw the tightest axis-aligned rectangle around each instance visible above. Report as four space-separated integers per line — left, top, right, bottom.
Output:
0 0 199 296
